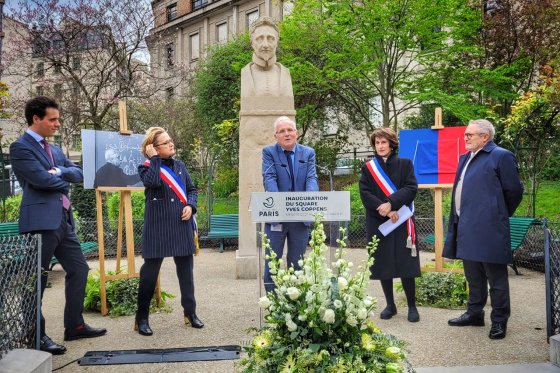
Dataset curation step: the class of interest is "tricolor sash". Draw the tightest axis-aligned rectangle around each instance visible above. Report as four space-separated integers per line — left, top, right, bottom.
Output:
144 160 200 255
365 157 417 256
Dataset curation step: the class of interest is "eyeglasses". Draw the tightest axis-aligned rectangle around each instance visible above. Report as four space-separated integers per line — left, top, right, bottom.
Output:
154 139 173 147
276 128 296 135
464 132 484 140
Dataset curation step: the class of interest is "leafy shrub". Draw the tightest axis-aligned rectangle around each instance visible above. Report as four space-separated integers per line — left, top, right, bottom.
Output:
397 263 467 309
71 183 97 222
106 191 145 221
84 270 174 317
1 194 21 221
212 167 238 198
344 182 365 238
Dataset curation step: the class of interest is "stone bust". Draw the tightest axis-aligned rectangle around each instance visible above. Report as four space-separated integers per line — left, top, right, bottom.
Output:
241 16 293 98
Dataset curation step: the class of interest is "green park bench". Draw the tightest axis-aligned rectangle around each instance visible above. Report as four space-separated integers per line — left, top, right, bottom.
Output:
205 214 239 253
422 216 539 275
0 221 98 270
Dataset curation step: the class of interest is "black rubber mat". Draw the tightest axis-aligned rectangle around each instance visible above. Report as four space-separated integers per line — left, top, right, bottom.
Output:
78 345 241 365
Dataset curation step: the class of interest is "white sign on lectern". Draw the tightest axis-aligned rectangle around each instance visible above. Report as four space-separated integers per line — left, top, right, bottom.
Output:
250 191 350 222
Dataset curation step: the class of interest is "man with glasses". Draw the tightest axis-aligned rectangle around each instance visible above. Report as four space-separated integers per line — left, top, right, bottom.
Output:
261 116 319 293
444 119 523 340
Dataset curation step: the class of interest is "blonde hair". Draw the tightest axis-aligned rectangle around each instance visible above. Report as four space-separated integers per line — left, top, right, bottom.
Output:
141 127 167 158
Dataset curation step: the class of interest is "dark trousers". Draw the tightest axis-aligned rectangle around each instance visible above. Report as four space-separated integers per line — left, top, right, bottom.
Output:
136 255 195 320
263 222 309 293
463 259 510 323
37 209 89 336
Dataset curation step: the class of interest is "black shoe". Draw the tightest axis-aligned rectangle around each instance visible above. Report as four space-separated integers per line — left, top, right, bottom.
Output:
380 304 397 320
408 306 420 322
489 322 507 339
134 319 153 336
39 335 66 355
64 323 107 341
184 314 204 328
448 312 485 327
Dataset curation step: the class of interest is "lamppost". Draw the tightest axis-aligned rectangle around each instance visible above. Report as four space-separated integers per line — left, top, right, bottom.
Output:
0 0 6 221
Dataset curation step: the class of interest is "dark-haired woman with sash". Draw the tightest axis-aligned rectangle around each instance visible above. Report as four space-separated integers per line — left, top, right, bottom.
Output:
134 127 203 336
359 127 420 323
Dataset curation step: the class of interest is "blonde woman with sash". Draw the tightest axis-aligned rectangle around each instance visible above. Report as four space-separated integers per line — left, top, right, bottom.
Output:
359 127 420 322
135 127 203 336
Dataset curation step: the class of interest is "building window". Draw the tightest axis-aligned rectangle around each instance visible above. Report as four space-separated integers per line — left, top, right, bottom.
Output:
72 82 80 97
54 84 63 97
72 57 81 70
190 33 199 61
192 0 208 11
53 63 62 74
216 22 227 44
283 1 294 17
167 3 177 22
36 62 44 77
246 9 259 29
165 43 175 68
36 86 44 96
166 87 174 101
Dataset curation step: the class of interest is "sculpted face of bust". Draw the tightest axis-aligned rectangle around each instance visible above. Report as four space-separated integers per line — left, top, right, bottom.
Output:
251 24 278 68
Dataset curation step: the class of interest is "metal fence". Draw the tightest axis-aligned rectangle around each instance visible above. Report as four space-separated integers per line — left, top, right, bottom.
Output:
545 223 560 339
71 217 556 273
0 234 40 359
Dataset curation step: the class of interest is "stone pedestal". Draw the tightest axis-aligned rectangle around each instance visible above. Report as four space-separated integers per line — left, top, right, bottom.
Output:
0 349 52 373
237 96 295 279
551 334 560 367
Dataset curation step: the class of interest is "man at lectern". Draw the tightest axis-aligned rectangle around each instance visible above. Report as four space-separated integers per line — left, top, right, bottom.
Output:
261 116 319 293
10 96 106 355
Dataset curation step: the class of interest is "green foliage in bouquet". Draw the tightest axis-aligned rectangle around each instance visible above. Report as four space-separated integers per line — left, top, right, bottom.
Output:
240 216 412 372
84 269 175 317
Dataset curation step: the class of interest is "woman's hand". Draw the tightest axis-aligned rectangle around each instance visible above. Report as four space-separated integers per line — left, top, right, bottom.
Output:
387 210 399 223
146 144 158 158
377 202 392 217
181 205 193 221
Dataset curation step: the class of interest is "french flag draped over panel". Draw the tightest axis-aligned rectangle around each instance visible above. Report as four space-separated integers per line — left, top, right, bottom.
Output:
399 127 467 185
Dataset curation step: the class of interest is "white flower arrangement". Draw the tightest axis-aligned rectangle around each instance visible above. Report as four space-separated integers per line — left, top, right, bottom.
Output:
240 215 412 372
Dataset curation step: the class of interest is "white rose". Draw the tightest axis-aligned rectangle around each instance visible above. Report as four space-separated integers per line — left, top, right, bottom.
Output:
346 314 358 326
357 308 368 320
364 297 373 307
283 275 291 282
338 277 348 291
298 314 307 321
323 309 336 324
258 296 271 309
286 320 298 331
286 287 301 300
334 299 343 309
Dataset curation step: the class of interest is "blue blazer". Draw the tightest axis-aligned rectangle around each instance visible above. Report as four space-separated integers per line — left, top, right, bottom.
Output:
10 132 83 233
262 143 319 193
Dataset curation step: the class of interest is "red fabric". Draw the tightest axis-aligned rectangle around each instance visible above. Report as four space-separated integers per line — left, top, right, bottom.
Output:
437 127 467 183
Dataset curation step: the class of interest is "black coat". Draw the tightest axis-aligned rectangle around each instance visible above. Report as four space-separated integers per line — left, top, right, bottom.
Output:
138 156 198 259
359 154 420 279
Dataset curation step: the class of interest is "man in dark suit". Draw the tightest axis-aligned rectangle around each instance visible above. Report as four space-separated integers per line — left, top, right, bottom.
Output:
261 116 319 293
444 119 523 340
10 96 106 355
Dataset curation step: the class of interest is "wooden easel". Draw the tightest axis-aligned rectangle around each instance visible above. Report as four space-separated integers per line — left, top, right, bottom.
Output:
419 107 463 274
96 100 161 316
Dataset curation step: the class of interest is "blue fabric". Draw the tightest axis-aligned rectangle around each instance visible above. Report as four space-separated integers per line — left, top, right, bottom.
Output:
399 129 438 184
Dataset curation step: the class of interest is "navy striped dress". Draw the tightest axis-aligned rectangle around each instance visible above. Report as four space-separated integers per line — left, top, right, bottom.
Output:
138 156 198 259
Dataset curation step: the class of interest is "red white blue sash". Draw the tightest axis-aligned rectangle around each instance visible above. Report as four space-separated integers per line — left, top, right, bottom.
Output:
144 159 200 255
366 158 416 252
144 160 187 204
